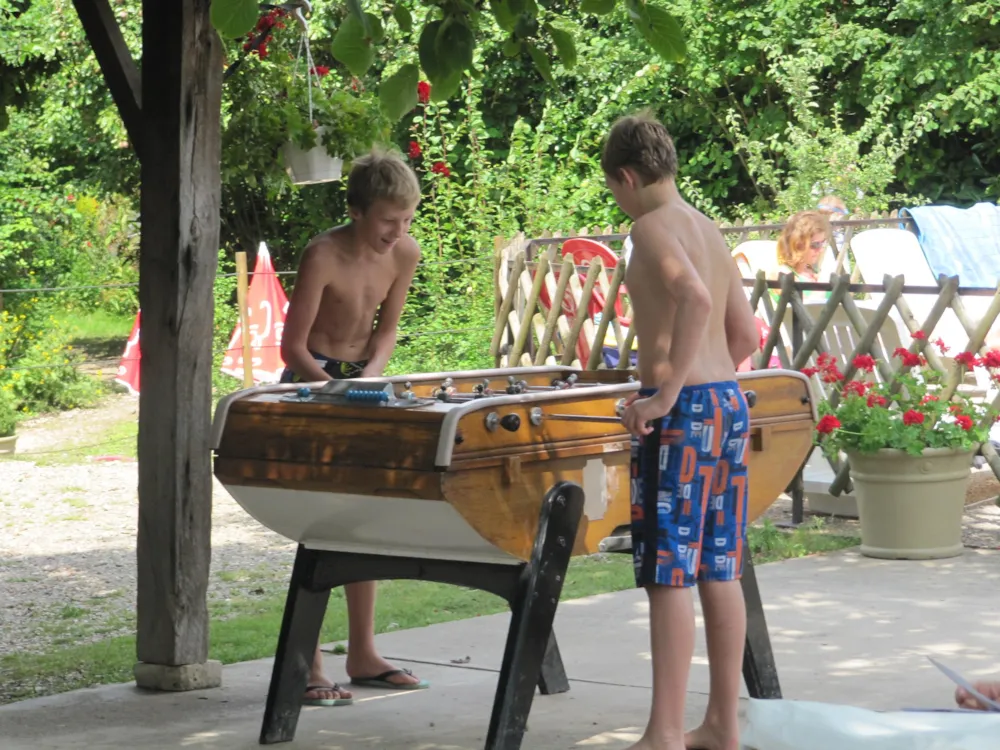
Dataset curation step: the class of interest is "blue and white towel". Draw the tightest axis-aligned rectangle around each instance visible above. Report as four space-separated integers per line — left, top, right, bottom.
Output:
899 203 1000 288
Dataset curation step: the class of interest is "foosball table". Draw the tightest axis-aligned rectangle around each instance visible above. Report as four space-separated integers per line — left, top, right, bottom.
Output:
211 365 817 748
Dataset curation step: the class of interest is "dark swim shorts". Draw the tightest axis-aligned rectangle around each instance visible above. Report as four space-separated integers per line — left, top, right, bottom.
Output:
629 381 751 588
279 350 368 383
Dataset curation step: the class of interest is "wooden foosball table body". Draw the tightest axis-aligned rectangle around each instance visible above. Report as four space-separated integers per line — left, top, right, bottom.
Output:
213 366 816 564
210 366 816 749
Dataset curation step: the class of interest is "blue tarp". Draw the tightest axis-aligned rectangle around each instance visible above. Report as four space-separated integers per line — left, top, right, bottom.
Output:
899 203 1000 287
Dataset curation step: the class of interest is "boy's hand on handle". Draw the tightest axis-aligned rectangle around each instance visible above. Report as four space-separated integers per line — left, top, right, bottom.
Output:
621 390 676 438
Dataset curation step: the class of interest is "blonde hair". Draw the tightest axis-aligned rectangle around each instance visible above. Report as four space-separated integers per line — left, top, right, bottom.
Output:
346 147 421 213
601 111 678 185
777 211 831 270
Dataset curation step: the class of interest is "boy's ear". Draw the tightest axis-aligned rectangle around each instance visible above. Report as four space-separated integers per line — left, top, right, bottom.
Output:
620 167 641 190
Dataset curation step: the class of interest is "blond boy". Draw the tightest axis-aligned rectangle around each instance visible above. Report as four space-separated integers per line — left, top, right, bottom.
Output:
603 114 760 750
279 148 426 705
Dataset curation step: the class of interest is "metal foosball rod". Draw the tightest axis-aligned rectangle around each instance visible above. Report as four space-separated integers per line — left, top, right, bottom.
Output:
545 414 623 424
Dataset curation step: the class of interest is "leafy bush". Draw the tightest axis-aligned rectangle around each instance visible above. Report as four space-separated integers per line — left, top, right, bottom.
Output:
0 386 16 437
0 304 104 414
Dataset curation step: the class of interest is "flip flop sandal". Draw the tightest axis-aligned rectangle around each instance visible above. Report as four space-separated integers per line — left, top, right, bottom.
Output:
350 669 430 690
303 683 354 706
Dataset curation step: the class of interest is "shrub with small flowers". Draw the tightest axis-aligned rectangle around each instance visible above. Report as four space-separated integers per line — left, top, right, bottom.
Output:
0 303 104 415
810 335 999 459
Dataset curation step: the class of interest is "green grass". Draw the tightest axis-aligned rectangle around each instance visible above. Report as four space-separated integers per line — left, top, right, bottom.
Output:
10 418 138 466
0 524 858 705
53 309 135 360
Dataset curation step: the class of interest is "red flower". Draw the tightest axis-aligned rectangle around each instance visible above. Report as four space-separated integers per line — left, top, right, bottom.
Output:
921 395 939 404
934 338 950 354
852 354 876 372
408 140 422 159
892 347 923 368
822 366 844 383
903 409 925 426
310 65 330 77
842 380 867 397
954 351 981 369
955 414 974 431
801 367 820 377
816 415 841 434
66 194 75 201
982 350 1000 369
417 81 431 104
817 353 834 368
912 330 927 340
431 161 451 177
867 394 888 407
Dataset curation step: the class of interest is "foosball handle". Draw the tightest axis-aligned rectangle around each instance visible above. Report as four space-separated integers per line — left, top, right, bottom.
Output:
744 390 757 408
345 389 390 403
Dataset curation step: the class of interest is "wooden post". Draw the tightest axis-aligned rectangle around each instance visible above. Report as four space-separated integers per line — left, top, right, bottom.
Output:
235 251 254 388
133 0 223 690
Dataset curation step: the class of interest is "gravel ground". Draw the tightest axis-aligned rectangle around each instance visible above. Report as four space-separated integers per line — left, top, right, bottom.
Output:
0 396 299 658
2 395 999 660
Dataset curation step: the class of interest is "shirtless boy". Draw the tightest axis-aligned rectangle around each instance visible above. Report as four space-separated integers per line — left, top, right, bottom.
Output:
602 113 761 750
279 147 427 706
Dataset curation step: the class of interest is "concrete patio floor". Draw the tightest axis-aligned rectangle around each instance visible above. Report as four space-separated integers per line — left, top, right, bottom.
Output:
2 548 999 749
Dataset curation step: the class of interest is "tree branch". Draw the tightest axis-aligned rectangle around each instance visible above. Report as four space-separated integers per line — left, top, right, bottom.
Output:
71 0 144 159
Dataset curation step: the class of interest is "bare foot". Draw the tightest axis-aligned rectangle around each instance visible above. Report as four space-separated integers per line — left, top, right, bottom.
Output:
346 653 424 687
622 732 686 750
955 681 1000 711
684 722 740 750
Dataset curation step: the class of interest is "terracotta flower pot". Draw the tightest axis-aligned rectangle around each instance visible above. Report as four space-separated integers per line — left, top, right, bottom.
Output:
847 447 972 560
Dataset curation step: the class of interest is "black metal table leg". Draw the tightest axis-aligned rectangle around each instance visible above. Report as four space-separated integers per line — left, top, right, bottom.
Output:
485 482 584 750
740 546 781 699
260 546 332 744
537 632 569 695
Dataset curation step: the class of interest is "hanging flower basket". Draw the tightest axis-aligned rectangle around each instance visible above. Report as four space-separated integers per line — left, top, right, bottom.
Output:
281 126 343 185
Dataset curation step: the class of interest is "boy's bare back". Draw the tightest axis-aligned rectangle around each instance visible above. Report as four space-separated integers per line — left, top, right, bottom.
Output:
626 199 750 390
287 225 419 364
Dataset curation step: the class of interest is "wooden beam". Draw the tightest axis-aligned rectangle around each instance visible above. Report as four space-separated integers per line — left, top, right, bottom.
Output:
134 0 222 674
71 0 144 158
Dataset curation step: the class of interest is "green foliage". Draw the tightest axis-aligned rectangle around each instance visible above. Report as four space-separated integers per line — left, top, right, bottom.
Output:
811 347 998 459
0 384 15 436
725 45 931 219
0 303 104 414
211 0 685 122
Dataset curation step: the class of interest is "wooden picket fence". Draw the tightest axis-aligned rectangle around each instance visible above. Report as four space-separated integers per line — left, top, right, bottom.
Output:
490 215 1000 506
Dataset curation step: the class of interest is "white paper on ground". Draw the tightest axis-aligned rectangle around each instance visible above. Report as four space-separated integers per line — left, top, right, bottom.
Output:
740 699 1000 750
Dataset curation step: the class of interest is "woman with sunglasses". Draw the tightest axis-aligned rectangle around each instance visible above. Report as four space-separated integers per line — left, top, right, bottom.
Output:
769 210 833 305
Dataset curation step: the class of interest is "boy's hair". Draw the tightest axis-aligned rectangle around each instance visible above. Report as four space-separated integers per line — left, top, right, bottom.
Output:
817 194 848 216
346 147 421 213
777 210 831 270
601 111 677 185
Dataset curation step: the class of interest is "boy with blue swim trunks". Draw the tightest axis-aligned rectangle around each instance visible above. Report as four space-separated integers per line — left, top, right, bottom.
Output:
602 113 761 750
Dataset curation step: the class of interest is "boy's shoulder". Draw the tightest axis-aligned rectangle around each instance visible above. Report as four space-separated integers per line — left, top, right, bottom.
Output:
393 234 421 265
299 229 341 263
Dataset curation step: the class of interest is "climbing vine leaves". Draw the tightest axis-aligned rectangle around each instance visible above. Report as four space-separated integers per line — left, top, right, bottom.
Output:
207 0 686 118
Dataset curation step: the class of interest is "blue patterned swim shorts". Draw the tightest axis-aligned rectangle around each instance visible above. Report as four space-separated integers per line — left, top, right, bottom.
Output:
630 381 751 588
